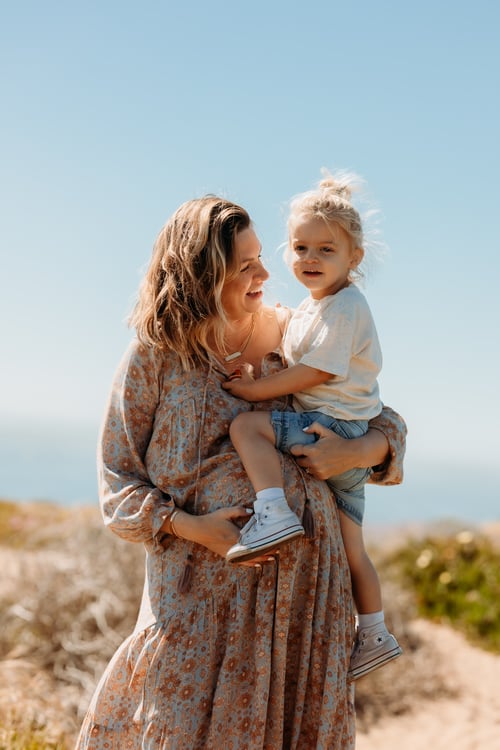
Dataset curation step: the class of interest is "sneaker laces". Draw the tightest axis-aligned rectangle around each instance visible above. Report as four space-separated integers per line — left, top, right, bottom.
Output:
239 507 269 541
239 514 260 540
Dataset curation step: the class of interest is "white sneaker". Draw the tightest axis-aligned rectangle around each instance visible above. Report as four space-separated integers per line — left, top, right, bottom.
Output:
348 628 402 681
226 499 304 563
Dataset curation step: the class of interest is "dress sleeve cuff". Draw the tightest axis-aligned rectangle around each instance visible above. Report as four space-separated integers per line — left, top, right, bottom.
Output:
368 405 407 486
151 497 176 546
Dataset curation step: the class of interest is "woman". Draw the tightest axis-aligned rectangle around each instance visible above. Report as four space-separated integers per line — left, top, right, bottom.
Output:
76 196 406 749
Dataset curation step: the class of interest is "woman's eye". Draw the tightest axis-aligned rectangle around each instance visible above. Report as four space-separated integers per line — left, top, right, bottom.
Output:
241 255 264 272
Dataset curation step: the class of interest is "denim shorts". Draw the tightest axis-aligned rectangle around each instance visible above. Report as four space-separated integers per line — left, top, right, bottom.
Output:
270 410 371 526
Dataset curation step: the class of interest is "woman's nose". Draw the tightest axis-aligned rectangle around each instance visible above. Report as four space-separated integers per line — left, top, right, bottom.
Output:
256 260 270 280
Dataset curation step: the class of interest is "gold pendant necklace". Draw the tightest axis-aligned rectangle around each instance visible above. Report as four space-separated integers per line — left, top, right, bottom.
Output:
224 315 255 362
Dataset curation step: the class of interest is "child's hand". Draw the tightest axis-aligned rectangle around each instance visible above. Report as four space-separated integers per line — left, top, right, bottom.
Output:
230 363 255 383
222 363 258 399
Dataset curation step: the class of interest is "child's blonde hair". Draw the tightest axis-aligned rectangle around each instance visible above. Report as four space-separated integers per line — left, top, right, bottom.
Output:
285 168 381 283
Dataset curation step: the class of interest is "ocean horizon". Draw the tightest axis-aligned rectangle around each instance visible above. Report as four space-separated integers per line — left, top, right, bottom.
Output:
1 418 498 528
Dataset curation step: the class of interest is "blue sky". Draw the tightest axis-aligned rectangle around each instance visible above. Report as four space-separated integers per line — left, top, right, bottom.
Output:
1 1 499 523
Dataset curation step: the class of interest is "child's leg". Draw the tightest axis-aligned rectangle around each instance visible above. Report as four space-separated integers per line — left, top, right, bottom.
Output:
339 510 402 680
338 512 382 614
229 411 283 492
226 411 304 562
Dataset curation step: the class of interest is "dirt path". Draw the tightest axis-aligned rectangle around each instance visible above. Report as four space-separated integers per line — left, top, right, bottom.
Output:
356 618 500 749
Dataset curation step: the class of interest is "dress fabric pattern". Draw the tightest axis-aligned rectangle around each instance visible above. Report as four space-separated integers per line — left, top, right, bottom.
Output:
76 340 405 750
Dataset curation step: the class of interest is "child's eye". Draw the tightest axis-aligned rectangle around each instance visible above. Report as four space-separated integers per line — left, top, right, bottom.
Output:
294 245 306 253
321 246 334 253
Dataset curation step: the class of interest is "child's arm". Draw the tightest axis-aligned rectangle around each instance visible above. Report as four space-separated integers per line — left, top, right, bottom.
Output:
222 362 331 402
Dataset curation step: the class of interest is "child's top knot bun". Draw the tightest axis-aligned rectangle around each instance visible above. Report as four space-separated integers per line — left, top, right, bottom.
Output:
318 173 352 201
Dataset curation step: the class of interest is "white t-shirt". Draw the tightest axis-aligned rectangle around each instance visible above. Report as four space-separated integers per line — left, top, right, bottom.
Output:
283 285 382 420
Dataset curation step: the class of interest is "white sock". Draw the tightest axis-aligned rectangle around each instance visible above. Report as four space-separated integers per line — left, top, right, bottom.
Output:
255 487 285 511
357 611 385 630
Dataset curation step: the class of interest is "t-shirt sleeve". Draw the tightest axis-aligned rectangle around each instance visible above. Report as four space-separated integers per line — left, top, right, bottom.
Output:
299 297 355 377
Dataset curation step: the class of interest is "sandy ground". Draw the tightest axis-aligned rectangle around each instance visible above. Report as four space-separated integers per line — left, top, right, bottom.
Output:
355 618 500 750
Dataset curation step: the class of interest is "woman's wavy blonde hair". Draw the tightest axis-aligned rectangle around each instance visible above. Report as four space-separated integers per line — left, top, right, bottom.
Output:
129 196 251 370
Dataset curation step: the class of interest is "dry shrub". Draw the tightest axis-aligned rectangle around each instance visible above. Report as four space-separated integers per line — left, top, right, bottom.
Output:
0 659 72 748
0 501 144 747
0 501 460 746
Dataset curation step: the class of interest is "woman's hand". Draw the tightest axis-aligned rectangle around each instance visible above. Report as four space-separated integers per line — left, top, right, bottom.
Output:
165 506 276 564
290 422 390 479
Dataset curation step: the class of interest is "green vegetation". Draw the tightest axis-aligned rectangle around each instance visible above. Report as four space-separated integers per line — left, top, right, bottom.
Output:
384 530 500 653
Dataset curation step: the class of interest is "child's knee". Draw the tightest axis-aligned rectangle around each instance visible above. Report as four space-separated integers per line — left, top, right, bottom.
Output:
229 412 248 441
230 411 271 444
230 411 260 439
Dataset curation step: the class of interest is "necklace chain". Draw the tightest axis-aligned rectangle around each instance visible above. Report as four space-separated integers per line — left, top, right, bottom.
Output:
224 315 255 362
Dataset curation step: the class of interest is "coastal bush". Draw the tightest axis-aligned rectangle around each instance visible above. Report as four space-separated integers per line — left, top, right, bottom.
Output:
383 530 500 653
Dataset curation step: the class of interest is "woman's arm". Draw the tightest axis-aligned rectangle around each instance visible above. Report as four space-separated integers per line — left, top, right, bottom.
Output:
100 341 270 557
159 506 247 555
98 340 175 543
159 507 278 565
158 506 275 562
290 405 407 483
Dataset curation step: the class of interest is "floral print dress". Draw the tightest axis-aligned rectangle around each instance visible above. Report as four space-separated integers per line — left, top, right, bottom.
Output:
76 339 406 750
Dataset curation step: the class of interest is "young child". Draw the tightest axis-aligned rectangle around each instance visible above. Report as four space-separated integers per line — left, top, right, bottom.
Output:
222 170 402 679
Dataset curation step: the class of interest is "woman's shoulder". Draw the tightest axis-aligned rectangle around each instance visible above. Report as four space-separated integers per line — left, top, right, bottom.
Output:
121 336 160 366
117 337 180 381
261 304 293 336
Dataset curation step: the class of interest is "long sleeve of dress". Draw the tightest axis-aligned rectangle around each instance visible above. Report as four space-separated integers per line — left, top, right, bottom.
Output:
368 404 408 486
97 339 174 543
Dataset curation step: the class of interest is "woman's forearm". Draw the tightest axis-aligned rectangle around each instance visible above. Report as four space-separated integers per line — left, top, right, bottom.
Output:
352 427 390 469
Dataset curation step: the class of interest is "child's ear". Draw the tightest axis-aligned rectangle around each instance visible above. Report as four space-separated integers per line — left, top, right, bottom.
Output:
350 246 364 268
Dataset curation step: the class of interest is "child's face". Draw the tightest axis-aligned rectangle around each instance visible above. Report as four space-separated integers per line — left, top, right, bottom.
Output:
289 215 363 300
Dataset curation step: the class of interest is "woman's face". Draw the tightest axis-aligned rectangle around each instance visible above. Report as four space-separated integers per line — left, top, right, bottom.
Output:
221 227 269 319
